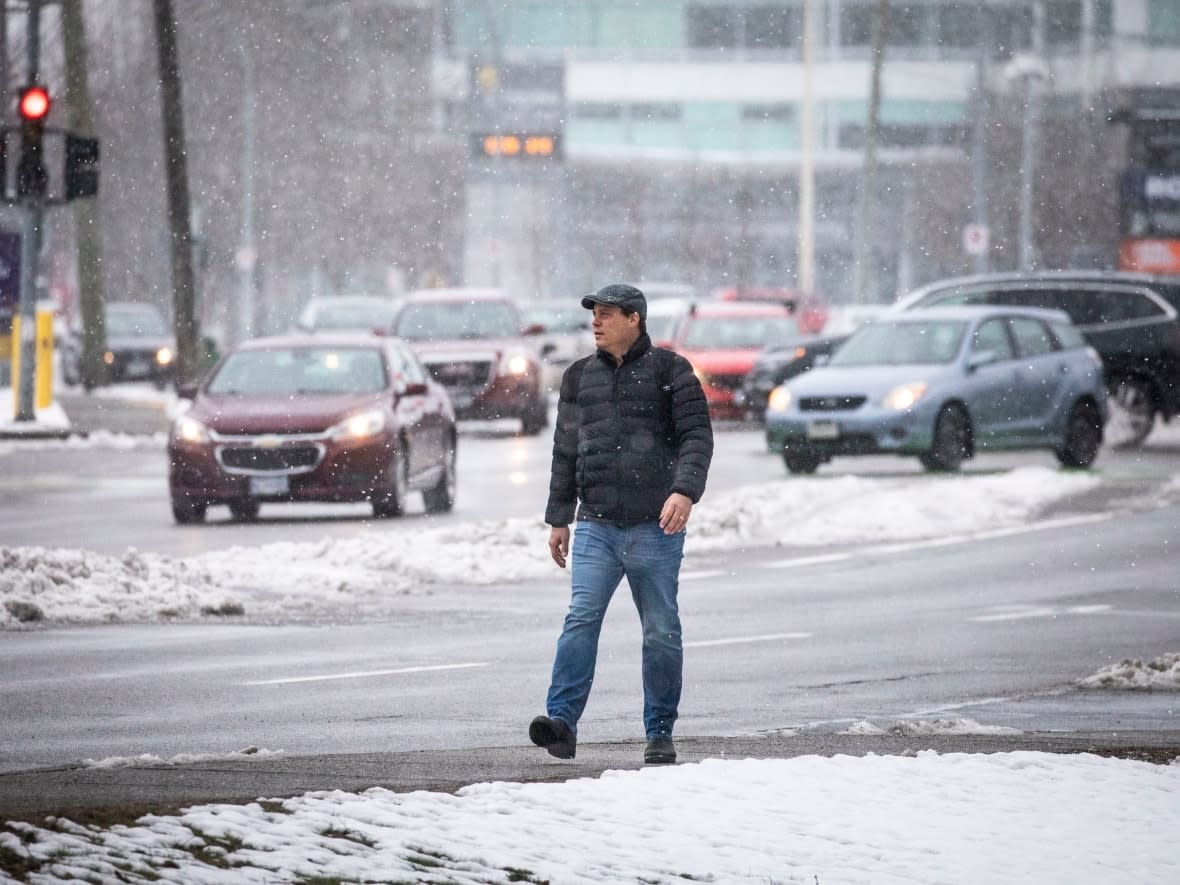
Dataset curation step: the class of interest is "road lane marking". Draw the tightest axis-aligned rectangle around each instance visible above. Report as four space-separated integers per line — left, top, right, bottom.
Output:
687 632 811 648
970 604 1113 623
766 513 1112 570
242 662 487 686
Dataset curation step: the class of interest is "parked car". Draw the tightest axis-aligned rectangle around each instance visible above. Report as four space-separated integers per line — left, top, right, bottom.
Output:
739 333 850 420
519 298 595 390
63 301 176 387
294 294 398 334
669 301 801 419
168 333 456 524
646 297 694 348
392 288 548 434
893 271 1180 448
764 306 1107 475
714 286 830 334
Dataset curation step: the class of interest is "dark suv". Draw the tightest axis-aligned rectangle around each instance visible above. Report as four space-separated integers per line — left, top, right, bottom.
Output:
894 271 1180 447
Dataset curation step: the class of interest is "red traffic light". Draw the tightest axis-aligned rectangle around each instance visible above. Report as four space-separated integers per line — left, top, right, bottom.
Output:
18 85 51 121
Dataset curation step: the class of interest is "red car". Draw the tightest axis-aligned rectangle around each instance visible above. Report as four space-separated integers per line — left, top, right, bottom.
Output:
669 301 802 419
168 333 456 524
714 286 830 335
392 288 548 434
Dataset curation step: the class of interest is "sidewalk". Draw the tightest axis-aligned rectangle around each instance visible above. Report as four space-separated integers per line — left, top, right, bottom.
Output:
0 388 71 439
2 730 1178 824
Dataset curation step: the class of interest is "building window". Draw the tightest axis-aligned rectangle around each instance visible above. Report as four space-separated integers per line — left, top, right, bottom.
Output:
1046 1 1082 46
630 103 682 121
936 6 979 48
742 104 793 123
745 5 798 49
574 102 624 121
687 6 739 48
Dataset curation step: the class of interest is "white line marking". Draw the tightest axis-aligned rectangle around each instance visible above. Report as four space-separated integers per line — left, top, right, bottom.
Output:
766 513 1112 570
242 662 487 686
687 632 811 648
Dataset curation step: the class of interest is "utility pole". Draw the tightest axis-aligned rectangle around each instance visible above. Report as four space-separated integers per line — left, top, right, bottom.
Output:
14 0 44 422
797 0 816 296
62 0 108 391
152 0 199 384
970 6 992 275
853 0 888 304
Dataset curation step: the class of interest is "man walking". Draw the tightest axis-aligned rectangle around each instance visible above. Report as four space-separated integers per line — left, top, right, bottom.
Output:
529 283 713 765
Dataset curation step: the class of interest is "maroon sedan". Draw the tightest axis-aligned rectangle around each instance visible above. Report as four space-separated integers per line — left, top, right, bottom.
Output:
168 334 456 524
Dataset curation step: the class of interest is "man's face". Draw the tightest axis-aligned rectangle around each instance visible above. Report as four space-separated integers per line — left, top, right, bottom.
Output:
591 304 639 354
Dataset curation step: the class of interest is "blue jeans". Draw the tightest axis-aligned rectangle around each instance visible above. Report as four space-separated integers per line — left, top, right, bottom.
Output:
546 520 686 739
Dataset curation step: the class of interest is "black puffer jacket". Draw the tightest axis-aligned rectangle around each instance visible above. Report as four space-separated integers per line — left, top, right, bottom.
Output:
545 334 713 526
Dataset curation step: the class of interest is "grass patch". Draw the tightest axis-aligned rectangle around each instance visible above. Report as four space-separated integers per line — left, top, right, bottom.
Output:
319 825 377 849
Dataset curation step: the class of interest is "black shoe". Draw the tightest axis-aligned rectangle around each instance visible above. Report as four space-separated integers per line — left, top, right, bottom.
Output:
644 737 676 765
529 715 576 759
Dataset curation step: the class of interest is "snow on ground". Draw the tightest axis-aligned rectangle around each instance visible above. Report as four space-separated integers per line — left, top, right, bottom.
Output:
1 466 1101 627
2 750 1178 884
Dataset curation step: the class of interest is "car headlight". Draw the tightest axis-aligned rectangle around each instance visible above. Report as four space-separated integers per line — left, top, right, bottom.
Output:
155 346 174 367
329 408 386 442
882 382 927 411
172 414 209 444
500 351 534 376
767 386 792 413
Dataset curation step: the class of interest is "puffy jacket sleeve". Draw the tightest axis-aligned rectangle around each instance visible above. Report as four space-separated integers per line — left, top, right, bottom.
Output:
544 357 586 526
667 352 713 503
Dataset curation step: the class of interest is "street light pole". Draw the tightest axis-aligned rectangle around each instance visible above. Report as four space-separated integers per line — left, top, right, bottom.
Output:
14 0 43 422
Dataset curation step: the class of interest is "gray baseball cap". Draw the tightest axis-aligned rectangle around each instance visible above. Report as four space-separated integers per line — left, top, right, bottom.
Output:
581 283 647 321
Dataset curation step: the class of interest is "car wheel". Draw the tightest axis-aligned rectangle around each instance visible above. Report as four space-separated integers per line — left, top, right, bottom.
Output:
1104 377 1155 449
920 404 969 472
783 452 821 474
1056 401 1103 469
372 450 409 518
229 499 261 522
171 498 207 525
423 441 456 514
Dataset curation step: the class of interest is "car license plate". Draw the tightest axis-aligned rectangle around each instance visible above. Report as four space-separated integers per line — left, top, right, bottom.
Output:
249 475 289 496
125 359 150 378
806 420 840 440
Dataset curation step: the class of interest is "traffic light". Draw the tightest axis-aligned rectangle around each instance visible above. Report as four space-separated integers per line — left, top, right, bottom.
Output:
16 84 50 199
64 133 99 199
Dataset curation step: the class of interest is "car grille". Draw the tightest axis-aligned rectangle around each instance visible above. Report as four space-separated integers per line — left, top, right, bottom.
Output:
425 359 493 388
799 395 867 412
217 442 324 475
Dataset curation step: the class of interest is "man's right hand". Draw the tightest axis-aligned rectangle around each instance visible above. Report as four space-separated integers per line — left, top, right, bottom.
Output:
548 526 570 569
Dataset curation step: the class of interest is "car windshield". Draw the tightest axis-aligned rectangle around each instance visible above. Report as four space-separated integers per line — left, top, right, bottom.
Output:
396 301 520 340
206 347 387 395
682 314 799 349
523 304 587 333
311 301 396 331
830 320 967 366
106 307 168 337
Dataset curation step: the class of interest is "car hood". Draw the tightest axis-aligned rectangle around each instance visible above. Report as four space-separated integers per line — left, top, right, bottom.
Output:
107 334 174 350
785 363 956 396
407 337 532 360
189 391 384 435
677 347 762 373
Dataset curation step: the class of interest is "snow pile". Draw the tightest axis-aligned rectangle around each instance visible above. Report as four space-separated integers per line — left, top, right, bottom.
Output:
0 467 1110 628
83 746 285 769
2 752 1177 884
841 717 1023 736
1078 652 1180 690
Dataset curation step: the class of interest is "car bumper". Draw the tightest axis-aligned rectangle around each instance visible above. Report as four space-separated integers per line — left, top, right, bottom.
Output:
445 376 544 421
765 405 936 456
169 434 399 504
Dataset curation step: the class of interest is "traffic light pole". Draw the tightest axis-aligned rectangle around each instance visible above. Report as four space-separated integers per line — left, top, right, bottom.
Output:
13 0 42 423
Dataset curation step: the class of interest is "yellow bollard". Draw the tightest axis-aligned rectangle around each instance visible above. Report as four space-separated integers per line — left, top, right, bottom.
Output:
9 309 54 416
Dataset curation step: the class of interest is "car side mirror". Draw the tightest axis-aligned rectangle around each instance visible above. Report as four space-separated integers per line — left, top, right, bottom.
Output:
522 323 545 336
176 381 199 400
966 349 996 371
399 381 429 397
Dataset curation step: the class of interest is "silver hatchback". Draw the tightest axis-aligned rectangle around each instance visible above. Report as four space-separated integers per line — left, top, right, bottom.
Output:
764 306 1107 474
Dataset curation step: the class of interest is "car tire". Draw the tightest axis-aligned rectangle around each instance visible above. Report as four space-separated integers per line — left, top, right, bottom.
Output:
1104 377 1155 449
1056 401 1103 469
229 499 261 522
783 451 822 474
423 441 456 514
920 404 969 472
172 499 207 525
372 450 409 518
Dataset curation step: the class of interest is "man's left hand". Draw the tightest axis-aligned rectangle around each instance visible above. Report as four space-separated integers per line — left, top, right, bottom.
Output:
659 492 693 535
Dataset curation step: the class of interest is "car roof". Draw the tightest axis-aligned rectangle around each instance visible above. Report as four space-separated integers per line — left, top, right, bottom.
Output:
883 304 1073 324
403 287 508 302
686 300 793 317
235 332 394 351
307 294 392 306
